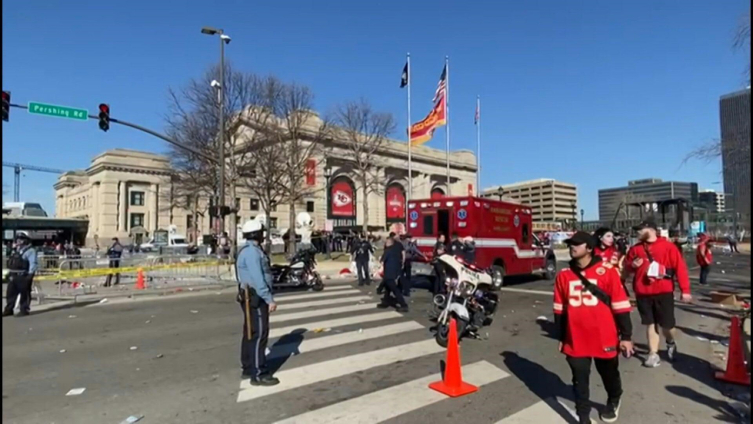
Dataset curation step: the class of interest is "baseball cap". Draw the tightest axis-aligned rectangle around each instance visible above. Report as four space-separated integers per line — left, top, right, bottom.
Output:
564 231 597 248
632 219 658 231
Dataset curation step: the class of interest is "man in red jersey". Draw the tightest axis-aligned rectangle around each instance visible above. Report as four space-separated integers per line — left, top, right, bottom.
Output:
624 220 691 368
554 231 634 424
695 233 713 286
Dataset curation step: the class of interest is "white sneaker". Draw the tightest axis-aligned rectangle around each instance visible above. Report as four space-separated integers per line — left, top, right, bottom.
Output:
643 353 661 368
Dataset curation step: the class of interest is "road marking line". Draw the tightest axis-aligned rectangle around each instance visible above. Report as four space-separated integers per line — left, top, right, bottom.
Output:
276 288 358 301
237 339 444 401
275 295 371 311
498 287 553 296
267 321 424 360
271 303 378 323
273 361 509 423
268 311 403 339
494 397 578 423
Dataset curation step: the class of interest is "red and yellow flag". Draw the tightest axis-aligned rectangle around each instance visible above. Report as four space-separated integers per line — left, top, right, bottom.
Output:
409 94 446 146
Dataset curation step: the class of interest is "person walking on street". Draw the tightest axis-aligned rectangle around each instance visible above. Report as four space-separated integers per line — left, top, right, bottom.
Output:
377 237 409 312
696 233 713 286
236 220 279 386
624 220 691 368
104 238 123 287
553 231 634 424
352 234 374 287
400 234 424 297
594 227 621 267
726 233 739 253
462 236 476 264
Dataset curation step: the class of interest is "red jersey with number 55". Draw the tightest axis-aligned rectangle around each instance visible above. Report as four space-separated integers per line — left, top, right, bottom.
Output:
553 262 632 358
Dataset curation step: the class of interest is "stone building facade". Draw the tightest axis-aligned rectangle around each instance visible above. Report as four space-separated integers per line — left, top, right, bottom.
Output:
55 114 477 247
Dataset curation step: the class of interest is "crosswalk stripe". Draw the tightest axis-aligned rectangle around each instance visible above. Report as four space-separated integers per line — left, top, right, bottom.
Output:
497 287 552 296
493 398 578 423
271 303 378 323
267 321 424 360
268 311 402 339
274 295 371 311
273 361 509 424
276 288 358 302
237 339 444 401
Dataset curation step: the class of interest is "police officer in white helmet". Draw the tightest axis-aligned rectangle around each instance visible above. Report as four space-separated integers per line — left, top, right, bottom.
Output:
236 219 279 386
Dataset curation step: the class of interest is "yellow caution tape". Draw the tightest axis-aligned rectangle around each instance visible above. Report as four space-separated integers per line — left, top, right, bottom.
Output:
35 260 232 281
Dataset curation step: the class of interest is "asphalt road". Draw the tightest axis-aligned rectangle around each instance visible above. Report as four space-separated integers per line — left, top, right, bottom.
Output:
2 253 749 424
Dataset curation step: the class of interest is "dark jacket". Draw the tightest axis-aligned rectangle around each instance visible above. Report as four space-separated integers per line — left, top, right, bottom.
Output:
382 244 403 280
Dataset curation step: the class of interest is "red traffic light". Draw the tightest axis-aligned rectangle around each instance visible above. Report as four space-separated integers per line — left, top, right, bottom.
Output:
1 91 9 102
99 103 109 113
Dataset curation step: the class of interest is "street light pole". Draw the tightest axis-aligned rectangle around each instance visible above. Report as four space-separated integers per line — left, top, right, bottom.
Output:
202 26 230 238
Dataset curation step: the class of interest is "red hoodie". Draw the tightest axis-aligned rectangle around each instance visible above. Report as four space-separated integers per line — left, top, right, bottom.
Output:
696 239 713 266
624 237 690 296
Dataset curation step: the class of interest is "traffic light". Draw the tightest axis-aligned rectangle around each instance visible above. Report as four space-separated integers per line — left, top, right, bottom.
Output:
98 103 110 132
2 91 10 122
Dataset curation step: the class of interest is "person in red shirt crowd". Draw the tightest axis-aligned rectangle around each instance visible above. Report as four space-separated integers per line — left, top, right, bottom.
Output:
624 220 691 368
554 231 634 424
695 233 713 286
594 227 621 267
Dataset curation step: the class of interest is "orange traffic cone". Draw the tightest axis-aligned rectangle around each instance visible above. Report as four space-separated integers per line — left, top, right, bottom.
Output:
715 316 750 386
135 268 145 290
428 318 479 397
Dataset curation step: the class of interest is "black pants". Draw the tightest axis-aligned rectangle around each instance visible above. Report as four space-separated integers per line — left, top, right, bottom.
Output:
240 299 270 377
381 277 408 308
5 273 32 313
729 242 739 253
356 258 370 286
400 262 412 295
567 356 622 417
699 265 710 285
432 262 446 295
104 260 120 287
566 355 622 419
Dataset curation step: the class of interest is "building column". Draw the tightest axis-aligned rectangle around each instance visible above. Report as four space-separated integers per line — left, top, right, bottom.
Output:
119 181 128 233
150 183 158 232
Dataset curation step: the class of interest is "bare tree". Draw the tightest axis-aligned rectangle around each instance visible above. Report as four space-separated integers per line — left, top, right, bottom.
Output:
165 63 271 251
274 84 329 254
734 10 751 84
331 99 395 234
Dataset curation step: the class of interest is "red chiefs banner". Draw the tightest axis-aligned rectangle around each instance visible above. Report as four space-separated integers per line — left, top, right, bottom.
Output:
467 184 474 196
305 159 316 186
409 94 446 146
431 188 445 200
330 179 356 217
385 185 406 221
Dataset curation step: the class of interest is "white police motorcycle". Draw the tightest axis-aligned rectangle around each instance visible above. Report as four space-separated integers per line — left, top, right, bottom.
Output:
432 254 498 347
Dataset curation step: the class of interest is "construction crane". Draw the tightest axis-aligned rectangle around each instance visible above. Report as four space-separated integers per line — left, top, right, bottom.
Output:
2 162 66 202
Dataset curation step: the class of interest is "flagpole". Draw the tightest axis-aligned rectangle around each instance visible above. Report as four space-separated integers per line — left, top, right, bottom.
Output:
476 95 481 195
407 52 413 201
444 55 451 196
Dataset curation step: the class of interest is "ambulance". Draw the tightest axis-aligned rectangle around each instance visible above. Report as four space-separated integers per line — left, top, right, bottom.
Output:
407 196 557 286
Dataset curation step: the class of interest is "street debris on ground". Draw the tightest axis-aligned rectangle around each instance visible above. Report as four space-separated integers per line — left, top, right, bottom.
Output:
65 388 86 396
119 415 144 424
130 346 138 351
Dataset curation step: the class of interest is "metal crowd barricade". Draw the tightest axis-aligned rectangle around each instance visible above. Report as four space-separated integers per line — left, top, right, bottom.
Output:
45 253 237 296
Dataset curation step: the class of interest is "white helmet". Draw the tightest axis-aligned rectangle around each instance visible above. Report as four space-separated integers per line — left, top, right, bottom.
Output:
241 220 263 234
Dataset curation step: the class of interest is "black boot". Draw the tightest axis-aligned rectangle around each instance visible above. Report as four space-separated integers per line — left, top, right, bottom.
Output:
2 309 14 317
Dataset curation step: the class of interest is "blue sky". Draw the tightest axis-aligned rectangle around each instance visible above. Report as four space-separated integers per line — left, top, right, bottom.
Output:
2 0 749 219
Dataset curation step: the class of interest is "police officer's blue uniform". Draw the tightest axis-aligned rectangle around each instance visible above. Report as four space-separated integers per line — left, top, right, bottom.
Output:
236 239 277 384
353 238 373 286
3 236 38 317
378 243 409 311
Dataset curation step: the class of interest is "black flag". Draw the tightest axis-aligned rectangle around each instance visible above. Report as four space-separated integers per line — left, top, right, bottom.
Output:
400 61 409 88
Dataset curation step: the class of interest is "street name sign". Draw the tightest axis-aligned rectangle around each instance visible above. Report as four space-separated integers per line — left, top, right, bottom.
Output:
28 102 88 121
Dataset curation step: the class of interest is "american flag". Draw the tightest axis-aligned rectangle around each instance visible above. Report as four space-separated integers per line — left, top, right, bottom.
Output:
432 64 447 103
474 100 480 125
